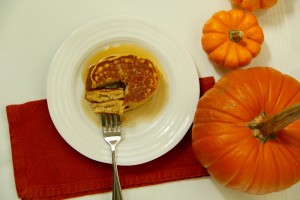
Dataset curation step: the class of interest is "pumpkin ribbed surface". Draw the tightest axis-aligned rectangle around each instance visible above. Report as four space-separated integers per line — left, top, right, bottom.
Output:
201 9 264 70
192 67 300 194
230 0 278 11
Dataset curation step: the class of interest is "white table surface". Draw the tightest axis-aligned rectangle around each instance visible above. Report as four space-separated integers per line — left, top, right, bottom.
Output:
1 0 300 199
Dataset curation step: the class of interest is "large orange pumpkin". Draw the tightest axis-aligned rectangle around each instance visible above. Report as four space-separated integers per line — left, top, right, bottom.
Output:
231 0 278 12
192 67 300 194
201 9 264 70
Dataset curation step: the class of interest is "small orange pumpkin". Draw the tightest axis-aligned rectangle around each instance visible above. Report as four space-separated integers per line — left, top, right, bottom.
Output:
231 0 278 11
201 9 264 70
192 67 300 194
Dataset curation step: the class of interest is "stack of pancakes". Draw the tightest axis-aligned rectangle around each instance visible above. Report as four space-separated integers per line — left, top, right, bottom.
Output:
84 55 159 115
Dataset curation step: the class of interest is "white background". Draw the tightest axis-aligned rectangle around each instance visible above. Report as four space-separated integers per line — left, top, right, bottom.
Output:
1 0 300 199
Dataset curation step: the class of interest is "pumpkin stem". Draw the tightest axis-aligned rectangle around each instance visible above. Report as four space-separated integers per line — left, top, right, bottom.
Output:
229 30 243 43
248 103 300 143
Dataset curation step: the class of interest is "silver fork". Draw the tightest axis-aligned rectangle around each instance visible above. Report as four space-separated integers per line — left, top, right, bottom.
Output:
101 113 123 200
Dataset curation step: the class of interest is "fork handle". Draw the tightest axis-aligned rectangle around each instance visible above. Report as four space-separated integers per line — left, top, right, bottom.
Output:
112 150 123 200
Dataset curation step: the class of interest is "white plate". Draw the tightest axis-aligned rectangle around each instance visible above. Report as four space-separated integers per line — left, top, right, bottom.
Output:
47 16 199 166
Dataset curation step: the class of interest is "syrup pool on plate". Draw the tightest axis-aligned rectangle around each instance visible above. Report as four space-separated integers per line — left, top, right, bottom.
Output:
81 42 169 127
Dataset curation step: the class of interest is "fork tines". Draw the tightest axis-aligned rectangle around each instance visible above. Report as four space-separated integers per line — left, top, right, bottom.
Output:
101 113 121 133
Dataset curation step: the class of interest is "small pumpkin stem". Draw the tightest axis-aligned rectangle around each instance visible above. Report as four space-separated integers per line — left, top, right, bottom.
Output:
229 30 243 43
248 103 300 143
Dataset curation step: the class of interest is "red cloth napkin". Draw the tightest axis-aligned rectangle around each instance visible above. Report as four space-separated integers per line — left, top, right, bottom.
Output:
6 77 214 200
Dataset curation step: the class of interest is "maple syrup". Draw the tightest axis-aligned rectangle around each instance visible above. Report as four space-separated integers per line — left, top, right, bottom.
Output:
81 42 168 127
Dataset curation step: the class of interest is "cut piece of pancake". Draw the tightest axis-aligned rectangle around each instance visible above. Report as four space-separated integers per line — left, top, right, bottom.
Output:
90 100 125 115
84 55 159 115
85 88 124 103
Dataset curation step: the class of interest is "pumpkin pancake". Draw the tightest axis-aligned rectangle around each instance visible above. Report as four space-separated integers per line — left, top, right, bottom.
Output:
85 55 159 115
